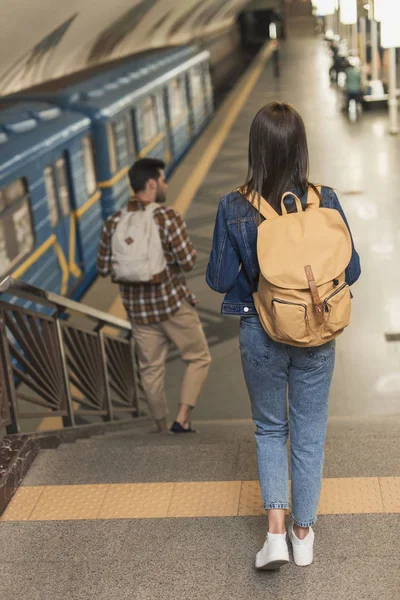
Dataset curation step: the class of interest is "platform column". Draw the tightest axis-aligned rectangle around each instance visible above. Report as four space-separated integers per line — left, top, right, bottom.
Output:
351 23 358 55
371 18 379 80
388 47 399 134
359 17 366 64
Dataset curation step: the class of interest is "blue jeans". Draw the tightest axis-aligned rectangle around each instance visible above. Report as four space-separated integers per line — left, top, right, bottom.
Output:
239 316 335 527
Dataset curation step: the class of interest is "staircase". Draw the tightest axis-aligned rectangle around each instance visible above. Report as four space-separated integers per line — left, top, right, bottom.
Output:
20 420 258 489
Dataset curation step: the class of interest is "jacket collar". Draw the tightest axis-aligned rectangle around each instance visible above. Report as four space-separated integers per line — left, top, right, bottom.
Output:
127 197 146 211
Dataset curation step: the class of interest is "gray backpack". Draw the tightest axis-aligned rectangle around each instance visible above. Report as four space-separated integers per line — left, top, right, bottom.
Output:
111 204 167 283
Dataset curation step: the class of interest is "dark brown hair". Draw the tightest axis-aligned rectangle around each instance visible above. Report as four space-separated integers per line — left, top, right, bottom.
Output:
128 158 165 193
240 102 320 214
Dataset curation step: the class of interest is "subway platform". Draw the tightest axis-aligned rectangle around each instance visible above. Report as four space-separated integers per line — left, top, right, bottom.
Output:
1 15 400 600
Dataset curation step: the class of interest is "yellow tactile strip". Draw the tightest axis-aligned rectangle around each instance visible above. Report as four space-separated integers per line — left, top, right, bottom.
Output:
318 478 384 515
379 477 400 513
238 480 265 516
1 477 398 522
168 481 242 517
29 485 109 521
99 483 174 519
1 486 44 521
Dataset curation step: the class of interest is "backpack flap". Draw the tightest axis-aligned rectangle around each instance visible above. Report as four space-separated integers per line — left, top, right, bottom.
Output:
257 207 352 289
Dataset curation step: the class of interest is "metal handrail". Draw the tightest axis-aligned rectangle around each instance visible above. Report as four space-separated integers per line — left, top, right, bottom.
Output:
0 276 131 332
0 277 142 435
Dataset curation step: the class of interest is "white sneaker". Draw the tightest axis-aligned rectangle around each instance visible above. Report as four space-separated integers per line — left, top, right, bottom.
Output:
255 533 289 570
288 523 315 566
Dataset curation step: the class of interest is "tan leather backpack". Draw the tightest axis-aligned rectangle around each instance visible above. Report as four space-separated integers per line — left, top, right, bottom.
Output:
245 186 352 347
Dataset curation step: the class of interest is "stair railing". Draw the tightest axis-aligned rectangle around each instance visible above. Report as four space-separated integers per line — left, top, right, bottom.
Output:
0 276 144 434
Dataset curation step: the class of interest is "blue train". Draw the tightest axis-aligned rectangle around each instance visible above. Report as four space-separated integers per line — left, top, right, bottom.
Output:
0 45 213 304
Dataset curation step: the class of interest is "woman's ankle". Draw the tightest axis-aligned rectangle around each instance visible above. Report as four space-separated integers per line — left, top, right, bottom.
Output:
293 524 310 540
267 508 286 534
268 527 286 535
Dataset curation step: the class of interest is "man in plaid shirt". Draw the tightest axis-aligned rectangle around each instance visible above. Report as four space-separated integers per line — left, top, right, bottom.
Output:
97 158 211 433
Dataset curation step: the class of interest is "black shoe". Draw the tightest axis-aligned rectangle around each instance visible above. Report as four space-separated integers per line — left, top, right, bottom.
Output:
170 421 198 434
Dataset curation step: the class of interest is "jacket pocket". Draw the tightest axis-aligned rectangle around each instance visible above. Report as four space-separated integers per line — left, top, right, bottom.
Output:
322 283 351 338
272 299 312 344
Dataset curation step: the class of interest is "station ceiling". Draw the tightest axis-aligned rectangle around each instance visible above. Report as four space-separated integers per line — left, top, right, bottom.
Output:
0 0 279 95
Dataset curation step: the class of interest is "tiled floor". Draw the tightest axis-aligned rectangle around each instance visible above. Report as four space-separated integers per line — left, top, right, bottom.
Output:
3 477 400 521
1 515 399 600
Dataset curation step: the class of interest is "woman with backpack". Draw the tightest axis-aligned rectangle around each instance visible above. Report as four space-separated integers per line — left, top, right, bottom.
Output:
206 102 360 570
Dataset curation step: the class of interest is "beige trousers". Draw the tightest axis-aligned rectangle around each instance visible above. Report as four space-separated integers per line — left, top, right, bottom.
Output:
131 302 211 421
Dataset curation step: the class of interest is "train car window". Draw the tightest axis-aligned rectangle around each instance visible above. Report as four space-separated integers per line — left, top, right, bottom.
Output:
82 136 97 196
55 158 71 218
3 179 26 204
44 166 59 227
107 123 118 174
123 113 135 158
0 178 34 275
142 96 159 144
170 79 185 120
190 67 203 99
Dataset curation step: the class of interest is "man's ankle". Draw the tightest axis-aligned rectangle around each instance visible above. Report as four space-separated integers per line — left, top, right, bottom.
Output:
156 417 168 432
175 404 192 428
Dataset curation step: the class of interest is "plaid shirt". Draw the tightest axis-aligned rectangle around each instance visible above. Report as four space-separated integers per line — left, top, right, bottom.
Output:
96 199 198 324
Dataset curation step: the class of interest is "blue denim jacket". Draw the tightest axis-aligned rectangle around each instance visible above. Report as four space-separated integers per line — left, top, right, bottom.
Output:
206 187 361 316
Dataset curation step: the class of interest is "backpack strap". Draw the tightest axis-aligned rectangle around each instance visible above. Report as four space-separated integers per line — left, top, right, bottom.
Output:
281 192 302 215
305 265 325 325
240 188 279 220
257 195 280 220
281 187 322 214
306 185 322 209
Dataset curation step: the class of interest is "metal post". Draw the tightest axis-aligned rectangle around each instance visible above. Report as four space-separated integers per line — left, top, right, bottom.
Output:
388 47 399 134
129 336 140 417
98 329 113 421
352 23 358 55
360 17 367 64
339 15 343 41
55 318 75 427
346 24 350 48
371 19 379 80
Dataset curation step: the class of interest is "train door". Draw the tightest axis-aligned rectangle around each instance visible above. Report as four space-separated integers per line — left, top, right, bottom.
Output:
155 93 172 166
187 65 206 135
165 76 190 160
43 154 82 295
